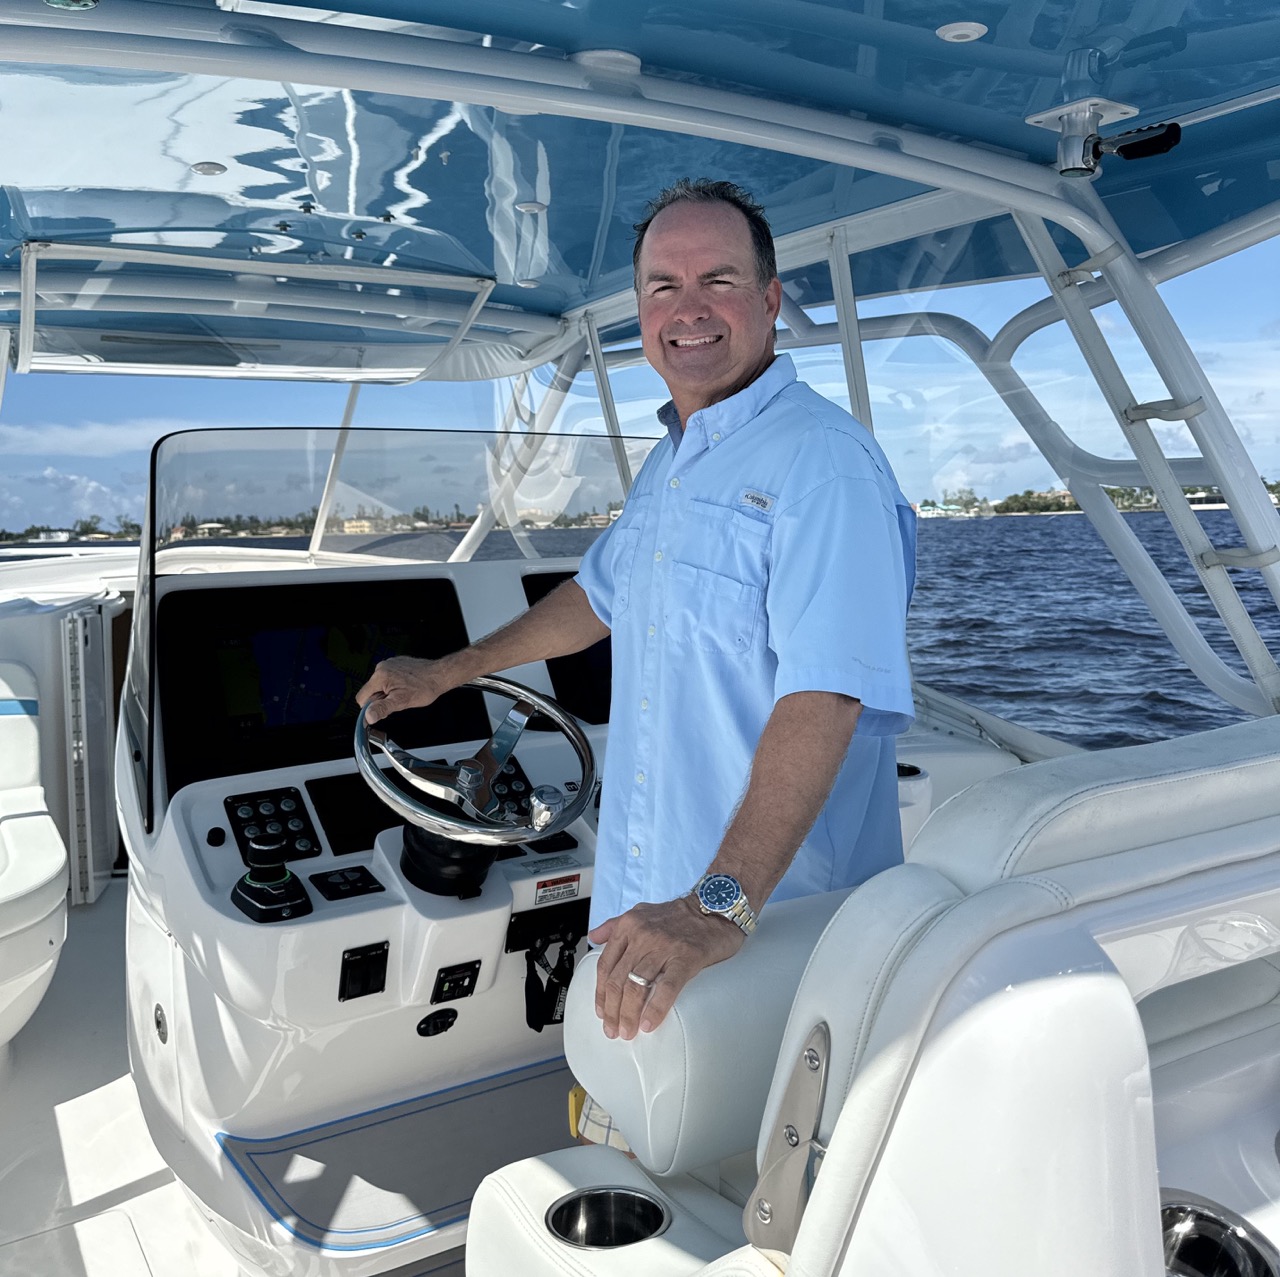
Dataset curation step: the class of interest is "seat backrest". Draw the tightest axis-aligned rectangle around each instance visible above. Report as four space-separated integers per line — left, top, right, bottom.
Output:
0 662 41 791
907 713 1280 898
755 716 1280 1273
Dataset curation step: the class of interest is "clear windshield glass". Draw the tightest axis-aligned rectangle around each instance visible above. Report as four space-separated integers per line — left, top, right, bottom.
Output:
150 426 657 564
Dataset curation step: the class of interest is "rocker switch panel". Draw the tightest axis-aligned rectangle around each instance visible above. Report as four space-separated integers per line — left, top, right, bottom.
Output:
338 941 389 1002
431 960 481 1004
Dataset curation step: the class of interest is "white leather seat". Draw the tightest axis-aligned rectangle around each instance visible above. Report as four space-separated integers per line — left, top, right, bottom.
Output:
468 716 1280 1277
0 663 69 1065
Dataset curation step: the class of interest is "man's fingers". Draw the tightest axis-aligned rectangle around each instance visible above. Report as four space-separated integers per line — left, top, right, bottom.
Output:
637 973 682 1035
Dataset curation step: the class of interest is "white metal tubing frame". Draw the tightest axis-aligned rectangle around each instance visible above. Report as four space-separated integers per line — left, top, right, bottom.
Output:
858 308 1270 716
1013 208 1280 710
827 224 874 431
308 383 362 559
1071 179 1280 610
584 312 634 496
0 264 557 337
0 329 10 416
990 197 1280 363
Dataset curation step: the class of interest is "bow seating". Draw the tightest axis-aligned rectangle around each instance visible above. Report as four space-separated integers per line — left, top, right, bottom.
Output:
0 662 69 1073
468 716 1280 1277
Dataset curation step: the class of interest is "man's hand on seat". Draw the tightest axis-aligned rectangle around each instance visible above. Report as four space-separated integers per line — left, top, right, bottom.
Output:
589 896 745 1040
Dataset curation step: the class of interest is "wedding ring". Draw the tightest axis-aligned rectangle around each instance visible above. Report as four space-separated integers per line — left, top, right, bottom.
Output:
626 971 652 989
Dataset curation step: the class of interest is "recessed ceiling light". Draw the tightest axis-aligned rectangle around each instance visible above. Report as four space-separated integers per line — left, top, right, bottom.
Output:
43 0 98 8
190 161 228 176
516 279 540 289
935 21 988 42
515 200 547 214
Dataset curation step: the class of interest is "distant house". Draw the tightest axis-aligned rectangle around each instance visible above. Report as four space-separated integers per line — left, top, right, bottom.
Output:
194 522 227 538
342 519 374 534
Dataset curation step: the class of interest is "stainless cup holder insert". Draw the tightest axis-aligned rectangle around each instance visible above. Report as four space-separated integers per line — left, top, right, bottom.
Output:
1162 1190 1280 1277
546 1186 672 1249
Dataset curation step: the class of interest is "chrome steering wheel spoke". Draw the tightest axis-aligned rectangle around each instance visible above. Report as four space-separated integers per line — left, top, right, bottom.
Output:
354 675 595 846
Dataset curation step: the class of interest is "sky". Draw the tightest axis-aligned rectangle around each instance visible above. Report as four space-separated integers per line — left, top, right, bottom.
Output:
2 235 1278 533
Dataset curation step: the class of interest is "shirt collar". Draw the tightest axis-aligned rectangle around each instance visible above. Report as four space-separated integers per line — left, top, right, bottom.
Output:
654 354 797 450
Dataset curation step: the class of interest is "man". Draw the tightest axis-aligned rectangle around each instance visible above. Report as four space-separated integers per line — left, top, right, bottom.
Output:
357 179 915 1050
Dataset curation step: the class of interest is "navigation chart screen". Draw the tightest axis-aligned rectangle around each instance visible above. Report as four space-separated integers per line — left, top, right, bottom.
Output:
158 578 489 795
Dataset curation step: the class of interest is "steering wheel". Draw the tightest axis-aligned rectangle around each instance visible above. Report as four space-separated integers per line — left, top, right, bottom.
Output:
353 675 597 845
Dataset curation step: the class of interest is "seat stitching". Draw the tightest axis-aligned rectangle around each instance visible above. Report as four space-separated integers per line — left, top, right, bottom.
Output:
840 899 955 1106
1020 873 1073 909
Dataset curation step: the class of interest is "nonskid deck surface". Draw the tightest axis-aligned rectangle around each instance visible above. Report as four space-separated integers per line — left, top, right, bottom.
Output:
220 1060 573 1252
0 881 527 1276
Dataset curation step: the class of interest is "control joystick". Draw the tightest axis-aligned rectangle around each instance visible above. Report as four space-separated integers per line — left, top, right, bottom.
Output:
231 827 314 923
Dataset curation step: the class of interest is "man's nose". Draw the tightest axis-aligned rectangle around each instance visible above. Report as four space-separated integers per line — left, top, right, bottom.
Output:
671 283 712 324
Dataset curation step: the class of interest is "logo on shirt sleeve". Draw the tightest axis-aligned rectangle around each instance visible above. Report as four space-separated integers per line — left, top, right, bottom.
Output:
739 488 776 514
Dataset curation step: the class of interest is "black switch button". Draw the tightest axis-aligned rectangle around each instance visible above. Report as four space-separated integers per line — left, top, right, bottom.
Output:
417 1008 458 1037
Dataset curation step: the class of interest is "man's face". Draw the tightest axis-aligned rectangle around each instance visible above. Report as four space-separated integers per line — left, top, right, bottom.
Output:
636 201 782 419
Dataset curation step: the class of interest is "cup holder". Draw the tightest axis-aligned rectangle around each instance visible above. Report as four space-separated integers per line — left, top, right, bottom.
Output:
1162 1190 1280 1277
546 1186 671 1249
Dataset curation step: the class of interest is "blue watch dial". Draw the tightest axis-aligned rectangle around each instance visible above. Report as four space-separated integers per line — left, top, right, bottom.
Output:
699 874 741 912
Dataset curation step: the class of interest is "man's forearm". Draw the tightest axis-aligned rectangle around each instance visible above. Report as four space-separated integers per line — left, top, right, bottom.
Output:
708 690 862 909
444 579 609 681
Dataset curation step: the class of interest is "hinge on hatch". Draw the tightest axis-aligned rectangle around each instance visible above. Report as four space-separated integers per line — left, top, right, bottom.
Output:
744 1021 830 1258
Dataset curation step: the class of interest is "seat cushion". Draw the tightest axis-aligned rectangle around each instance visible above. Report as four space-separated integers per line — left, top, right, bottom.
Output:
908 715 1280 895
0 662 41 792
0 788 69 937
564 890 850 1177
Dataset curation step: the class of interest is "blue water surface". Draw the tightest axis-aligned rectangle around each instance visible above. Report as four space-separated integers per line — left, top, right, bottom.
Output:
908 510 1280 750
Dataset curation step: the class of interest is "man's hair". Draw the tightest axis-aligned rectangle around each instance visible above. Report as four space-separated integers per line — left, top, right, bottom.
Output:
632 178 777 290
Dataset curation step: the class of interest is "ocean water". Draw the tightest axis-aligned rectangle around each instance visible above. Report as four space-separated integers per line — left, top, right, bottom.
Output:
495 509 1280 752
908 510 1280 750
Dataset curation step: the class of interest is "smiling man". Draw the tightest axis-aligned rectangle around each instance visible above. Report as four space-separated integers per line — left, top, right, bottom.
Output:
357 179 916 1064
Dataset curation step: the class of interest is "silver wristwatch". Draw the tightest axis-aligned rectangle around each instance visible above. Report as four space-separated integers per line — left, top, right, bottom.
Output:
693 872 758 935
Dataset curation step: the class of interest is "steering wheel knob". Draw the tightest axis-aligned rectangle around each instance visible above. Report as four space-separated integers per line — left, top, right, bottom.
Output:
529 785 565 832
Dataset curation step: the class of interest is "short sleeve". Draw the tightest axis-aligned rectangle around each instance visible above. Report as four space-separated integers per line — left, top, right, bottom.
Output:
767 474 915 735
574 520 619 628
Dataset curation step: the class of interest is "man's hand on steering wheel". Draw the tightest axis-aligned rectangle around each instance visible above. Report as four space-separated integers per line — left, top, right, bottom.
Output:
589 896 746 1041
356 655 464 725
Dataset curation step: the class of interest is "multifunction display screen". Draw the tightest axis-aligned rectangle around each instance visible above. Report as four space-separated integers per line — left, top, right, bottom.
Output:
158 578 489 795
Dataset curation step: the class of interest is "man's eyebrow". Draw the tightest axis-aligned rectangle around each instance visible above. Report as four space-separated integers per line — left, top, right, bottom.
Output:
641 264 746 285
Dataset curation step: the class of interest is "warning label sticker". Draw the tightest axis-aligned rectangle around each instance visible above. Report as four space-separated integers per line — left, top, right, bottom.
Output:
518 855 580 875
535 873 581 905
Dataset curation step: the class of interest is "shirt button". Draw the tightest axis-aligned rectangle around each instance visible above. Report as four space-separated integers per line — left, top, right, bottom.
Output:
654 550 663 561
630 844 641 858
669 478 680 488
640 697 649 710
636 771 646 784
648 624 656 636
712 432 722 442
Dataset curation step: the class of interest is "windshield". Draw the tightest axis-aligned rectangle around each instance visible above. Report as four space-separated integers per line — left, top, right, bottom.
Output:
150 426 657 564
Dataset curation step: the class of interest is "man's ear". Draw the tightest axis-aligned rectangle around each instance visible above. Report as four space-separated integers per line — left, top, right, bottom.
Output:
764 277 783 324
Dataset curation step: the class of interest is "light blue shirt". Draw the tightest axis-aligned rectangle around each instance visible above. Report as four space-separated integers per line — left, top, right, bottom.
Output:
576 355 916 928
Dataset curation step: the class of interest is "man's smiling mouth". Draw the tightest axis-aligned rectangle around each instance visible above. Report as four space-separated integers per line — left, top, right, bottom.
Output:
670 335 721 347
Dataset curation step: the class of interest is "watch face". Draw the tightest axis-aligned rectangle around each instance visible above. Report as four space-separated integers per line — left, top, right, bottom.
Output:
699 874 741 912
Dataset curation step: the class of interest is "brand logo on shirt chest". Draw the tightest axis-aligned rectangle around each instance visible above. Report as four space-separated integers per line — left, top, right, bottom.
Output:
739 488 776 514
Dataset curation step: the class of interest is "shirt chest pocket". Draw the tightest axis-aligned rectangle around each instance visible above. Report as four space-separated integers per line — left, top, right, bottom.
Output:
664 500 769 655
